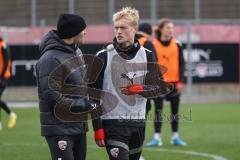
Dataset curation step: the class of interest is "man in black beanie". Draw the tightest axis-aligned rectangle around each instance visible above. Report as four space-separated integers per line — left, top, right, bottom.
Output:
138 22 153 36
136 22 156 57
136 22 156 160
36 13 96 160
136 22 156 122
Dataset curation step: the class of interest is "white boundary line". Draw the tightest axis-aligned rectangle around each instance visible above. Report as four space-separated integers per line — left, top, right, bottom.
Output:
144 148 228 160
2 143 229 160
7 102 38 108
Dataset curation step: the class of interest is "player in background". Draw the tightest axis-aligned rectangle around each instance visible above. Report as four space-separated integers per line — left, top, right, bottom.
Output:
146 18 187 146
136 22 156 119
136 22 155 53
0 37 17 130
136 23 156 160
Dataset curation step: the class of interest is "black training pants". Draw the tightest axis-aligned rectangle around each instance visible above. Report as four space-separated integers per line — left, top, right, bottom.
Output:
45 133 86 160
104 123 145 160
146 87 180 133
0 81 11 114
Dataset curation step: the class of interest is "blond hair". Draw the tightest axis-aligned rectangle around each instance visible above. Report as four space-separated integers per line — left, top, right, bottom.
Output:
113 7 139 27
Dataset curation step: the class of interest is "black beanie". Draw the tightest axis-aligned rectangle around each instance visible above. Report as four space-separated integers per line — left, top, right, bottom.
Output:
138 23 152 35
57 14 87 39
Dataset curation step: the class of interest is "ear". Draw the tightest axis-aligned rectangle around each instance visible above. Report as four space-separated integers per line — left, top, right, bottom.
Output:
133 25 137 33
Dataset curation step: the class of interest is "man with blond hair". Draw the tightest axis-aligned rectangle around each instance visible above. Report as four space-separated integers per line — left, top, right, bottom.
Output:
92 7 167 160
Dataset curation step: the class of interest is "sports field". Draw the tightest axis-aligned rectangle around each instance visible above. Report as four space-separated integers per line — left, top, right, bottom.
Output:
0 103 239 160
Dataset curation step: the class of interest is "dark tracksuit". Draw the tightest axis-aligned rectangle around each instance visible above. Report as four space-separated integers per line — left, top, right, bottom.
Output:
36 30 94 160
146 38 185 133
92 39 166 160
0 38 11 115
135 34 157 117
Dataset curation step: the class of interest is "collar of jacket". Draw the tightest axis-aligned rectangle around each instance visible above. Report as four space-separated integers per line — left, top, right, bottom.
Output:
112 37 141 60
158 37 173 46
39 30 78 55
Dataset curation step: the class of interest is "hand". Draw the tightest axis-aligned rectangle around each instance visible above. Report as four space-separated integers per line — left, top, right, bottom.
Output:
95 139 105 147
70 99 97 113
176 82 184 94
94 129 105 147
120 84 144 95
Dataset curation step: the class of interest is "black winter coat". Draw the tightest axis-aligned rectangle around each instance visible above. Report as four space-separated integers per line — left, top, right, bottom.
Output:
36 30 91 136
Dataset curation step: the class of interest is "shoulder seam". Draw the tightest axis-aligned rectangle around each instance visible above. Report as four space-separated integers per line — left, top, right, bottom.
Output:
175 39 182 46
142 47 152 53
96 49 106 56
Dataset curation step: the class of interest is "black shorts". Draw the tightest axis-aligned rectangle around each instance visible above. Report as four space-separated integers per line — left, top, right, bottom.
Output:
104 123 145 160
45 133 86 160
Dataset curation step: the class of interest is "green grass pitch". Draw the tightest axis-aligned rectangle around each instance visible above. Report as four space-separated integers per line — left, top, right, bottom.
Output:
0 103 239 160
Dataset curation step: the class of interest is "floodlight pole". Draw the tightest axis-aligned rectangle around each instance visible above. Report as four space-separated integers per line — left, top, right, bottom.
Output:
69 0 75 14
185 21 193 103
31 0 37 27
151 0 157 24
108 0 115 24
194 0 200 22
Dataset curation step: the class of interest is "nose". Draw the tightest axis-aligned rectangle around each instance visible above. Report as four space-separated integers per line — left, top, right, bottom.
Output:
116 28 122 34
83 29 87 35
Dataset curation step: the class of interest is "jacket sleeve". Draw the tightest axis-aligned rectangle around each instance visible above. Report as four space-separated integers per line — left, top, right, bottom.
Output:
1 44 9 79
144 40 156 57
90 51 107 131
36 57 62 108
36 57 94 112
177 42 185 82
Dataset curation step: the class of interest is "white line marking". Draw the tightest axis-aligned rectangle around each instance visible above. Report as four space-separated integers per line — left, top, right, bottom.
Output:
144 148 228 160
2 143 229 160
7 102 37 108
